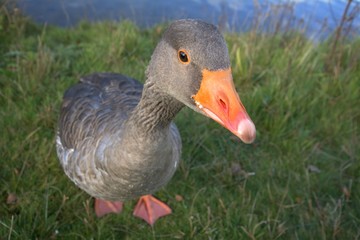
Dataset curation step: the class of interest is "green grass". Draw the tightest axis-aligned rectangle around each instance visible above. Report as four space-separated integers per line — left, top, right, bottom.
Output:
1 5 360 240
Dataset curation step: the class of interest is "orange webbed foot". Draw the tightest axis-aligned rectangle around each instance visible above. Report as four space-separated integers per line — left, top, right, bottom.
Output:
95 198 123 217
133 195 172 226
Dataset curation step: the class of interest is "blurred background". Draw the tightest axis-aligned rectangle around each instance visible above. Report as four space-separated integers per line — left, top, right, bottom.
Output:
13 0 360 40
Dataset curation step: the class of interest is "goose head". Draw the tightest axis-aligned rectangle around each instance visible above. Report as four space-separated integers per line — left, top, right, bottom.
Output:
146 19 256 144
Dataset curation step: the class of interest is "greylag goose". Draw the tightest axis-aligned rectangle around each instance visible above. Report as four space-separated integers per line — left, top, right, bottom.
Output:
56 19 256 226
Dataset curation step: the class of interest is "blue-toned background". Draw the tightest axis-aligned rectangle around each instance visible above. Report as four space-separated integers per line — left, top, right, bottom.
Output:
15 0 360 40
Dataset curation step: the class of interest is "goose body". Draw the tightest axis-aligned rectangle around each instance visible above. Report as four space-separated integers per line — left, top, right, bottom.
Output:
56 19 256 225
56 73 181 201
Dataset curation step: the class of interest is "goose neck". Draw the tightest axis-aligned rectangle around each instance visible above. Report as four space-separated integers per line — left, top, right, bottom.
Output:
128 85 184 134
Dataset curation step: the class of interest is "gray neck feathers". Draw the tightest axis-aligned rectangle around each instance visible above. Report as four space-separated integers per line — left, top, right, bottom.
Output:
126 80 184 135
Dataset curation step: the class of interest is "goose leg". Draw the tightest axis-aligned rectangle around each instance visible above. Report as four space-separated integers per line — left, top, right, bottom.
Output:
133 195 172 225
95 198 123 217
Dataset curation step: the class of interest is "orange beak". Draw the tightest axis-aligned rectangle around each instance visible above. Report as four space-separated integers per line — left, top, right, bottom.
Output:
192 68 256 143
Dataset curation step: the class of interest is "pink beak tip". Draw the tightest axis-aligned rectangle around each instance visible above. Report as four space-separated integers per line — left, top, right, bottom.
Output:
237 119 256 144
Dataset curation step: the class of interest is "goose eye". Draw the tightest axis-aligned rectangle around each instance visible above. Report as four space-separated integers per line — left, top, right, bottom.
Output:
178 50 190 64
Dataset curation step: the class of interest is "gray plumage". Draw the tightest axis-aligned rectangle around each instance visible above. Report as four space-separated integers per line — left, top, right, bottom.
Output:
56 19 230 202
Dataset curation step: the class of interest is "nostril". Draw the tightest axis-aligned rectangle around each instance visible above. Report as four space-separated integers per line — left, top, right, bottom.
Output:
219 98 227 110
